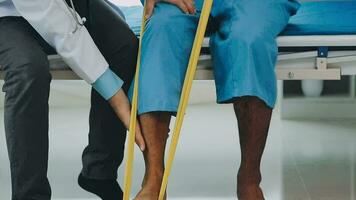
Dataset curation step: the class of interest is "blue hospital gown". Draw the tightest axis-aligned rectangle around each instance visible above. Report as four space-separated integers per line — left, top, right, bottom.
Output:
130 0 300 114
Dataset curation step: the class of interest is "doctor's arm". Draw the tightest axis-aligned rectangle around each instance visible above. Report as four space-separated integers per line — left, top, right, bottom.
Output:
11 0 145 151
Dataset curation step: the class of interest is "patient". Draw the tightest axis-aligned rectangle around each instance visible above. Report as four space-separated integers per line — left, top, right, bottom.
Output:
133 0 300 199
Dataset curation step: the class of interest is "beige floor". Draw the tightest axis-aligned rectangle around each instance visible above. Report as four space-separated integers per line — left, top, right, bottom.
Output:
0 81 355 200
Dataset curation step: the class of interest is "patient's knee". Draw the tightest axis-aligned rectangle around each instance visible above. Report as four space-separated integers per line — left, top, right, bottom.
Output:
230 25 275 51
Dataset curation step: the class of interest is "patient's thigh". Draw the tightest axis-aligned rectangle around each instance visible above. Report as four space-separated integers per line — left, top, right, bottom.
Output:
209 0 299 71
213 0 298 40
142 2 199 61
140 3 199 87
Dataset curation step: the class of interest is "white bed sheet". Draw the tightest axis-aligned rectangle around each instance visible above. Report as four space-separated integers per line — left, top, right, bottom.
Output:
202 35 356 48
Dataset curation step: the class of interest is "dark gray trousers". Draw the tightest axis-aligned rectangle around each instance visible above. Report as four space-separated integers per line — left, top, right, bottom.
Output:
0 0 138 199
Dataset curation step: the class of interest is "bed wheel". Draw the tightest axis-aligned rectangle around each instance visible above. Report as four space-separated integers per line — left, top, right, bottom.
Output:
301 80 324 97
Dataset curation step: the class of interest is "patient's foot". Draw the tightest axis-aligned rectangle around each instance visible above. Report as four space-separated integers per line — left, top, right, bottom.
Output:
78 173 123 200
237 170 265 200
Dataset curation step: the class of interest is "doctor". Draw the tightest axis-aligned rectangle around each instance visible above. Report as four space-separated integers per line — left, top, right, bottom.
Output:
0 0 145 199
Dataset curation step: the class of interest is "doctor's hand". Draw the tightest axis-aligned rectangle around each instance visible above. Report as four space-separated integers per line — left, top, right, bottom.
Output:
145 0 196 19
109 89 146 152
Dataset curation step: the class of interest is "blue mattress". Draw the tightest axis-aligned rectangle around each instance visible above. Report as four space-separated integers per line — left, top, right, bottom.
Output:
119 1 356 36
282 1 356 36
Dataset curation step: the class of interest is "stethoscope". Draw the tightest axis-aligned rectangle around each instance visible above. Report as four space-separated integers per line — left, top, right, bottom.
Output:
62 0 87 33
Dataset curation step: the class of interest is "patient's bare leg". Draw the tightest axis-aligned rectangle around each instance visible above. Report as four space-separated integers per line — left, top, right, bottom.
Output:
233 96 272 200
134 112 171 200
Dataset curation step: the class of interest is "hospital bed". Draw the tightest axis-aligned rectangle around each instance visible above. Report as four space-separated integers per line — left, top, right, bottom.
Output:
1 1 356 83
196 1 356 81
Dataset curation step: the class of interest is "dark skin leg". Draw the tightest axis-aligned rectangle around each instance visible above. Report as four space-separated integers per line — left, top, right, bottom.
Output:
134 112 171 200
134 96 271 200
233 96 272 200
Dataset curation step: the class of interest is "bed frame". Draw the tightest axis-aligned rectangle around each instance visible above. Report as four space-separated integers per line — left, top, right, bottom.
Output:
1 35 356 81
196 35 356 81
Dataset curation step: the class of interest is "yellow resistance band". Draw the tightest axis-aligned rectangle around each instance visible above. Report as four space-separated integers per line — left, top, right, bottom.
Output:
123 1 213 199
122 1 147 199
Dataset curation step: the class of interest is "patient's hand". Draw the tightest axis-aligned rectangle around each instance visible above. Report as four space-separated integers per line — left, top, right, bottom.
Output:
145 0 196 19
109 89 145 151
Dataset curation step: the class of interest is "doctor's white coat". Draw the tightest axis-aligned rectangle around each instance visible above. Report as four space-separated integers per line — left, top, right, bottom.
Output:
0 0 116 87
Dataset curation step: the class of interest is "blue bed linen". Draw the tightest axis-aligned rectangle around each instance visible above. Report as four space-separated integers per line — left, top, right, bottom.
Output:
119 6 143 35
282 1 356 36
119 1 356 36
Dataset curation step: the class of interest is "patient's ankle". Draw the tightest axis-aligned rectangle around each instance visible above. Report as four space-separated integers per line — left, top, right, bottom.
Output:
143 171 163 187
237 167 262 185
